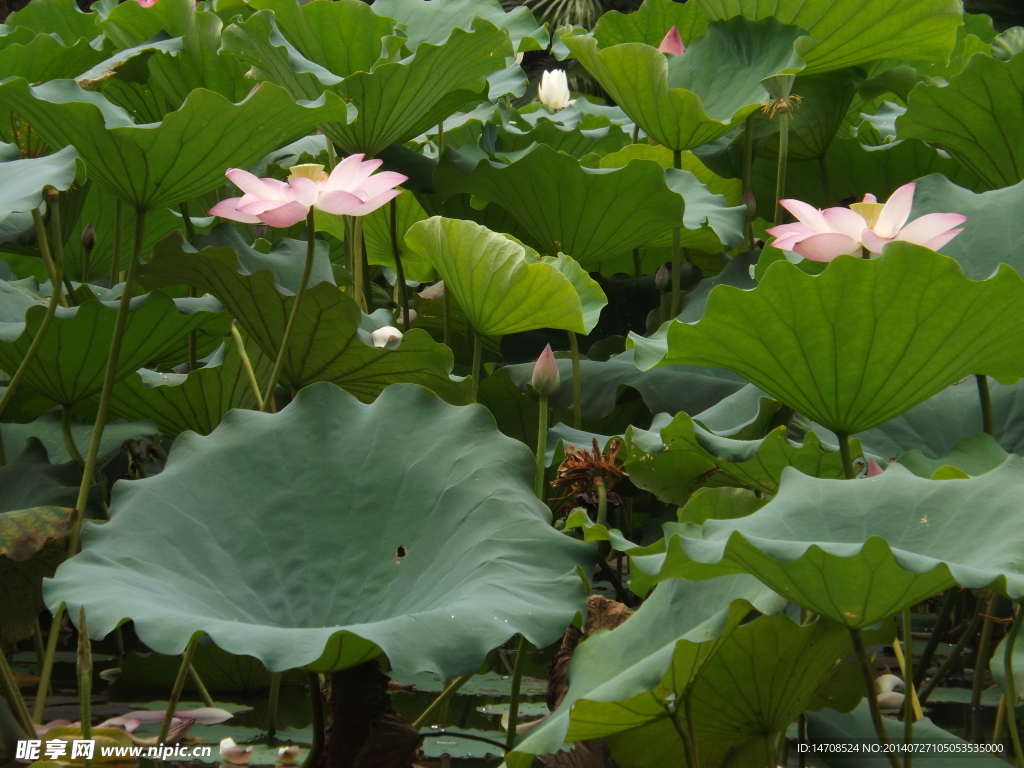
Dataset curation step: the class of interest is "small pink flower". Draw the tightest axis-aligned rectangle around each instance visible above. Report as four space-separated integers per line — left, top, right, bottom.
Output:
209 154 407 228
136 0 159 6
530 344 560 397
766 183 967 262
865 460 885 477
658 26 685 55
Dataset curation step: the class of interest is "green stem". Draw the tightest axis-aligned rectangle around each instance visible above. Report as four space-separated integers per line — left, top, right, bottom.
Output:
34 605 64 723
77 608 92 752
352 215 368 312
470 328 482 402
504 635 527 753
535 394 548 500
919 606 985 704
49 197 75 307
67 208 147 557
977 375 994 436
568 331 582 430
971 592 999 742
742 113 755 252
994 693 1007 746
914 590 957 688
850 628 902 768
0 207 66 467
819 156 833 208
631 123 640 144
442 291 451 347
62 405 84 468
267 672 282 739
109 200 123 287
187 287 198 372
231 324 264 410
0 645 35 738
773 110 790 227
902 607 915 767
157 639 197 745
632 248 642 278
178 202 196 240
324 136 337 171
31 620 46 678
667 705 698 768
437 122 445 155
1004 604 1024 765
412 674 473 729
595 476 607 527
670 149 682 318
389 199 409 332
301 674 325 768
262 210 316 412
31 208 60 298
187 665 215 709
836 432 856 479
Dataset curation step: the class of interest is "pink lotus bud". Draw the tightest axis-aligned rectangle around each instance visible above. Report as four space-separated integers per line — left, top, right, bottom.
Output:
865 460 884 477
658 26 685 55
530 344 560 398
655 263 671 292
81 222 95 252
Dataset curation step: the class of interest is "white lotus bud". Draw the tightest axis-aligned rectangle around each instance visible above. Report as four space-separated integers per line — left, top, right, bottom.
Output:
538 70 575 112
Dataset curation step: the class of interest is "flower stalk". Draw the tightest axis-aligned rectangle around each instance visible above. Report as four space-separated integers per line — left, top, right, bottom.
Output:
1003 604 1024 765
568 331 582 430
389 199 410 332
850 628 902 768
977 375 994 436
670 149 683 317
109 200 123 287
77 607 93 756
157 638 198 745
34 605 65 723
504 635 527 752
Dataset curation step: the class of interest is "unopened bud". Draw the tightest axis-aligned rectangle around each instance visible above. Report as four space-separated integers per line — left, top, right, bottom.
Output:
529 344 560 398
658 26 685 55
371 326 403 348
741 188 756 218
655 263 671 292
81 222 96 251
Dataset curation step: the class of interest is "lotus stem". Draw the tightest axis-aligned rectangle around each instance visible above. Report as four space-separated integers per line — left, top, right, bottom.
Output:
109 199 123 287
77 608 92 753
412 673 473 729
742 113 755 252
301 673 325 768
325 136 336 171
31 207 64 306
850 628 901 768
819 156 833 208
157 638 197 745
899 607 916 765
568 331 582 430
389 199 410 332
231 324 264 410
187 664 215 709
470 327 482 402
62 406 84 468
915 589 957 688
631 123 639 144
595 476 608 527
919 606 985 704
1004 604 1024 765
34 605 64 723
352 215 368 312
262 210 316 412
667 703 699 768
0 206 66 467
836 432 856 479
994 693 1007 746
773 110 790 227
442 292 451 347
535 394 548 499
977 375 994 436
670 149 683 318
67 207 147 556
0 642 35 738
504 635 527 753
972 591 999 742
437 121 445 155
48 197 76 307
31 620 46 678
267 672 282 739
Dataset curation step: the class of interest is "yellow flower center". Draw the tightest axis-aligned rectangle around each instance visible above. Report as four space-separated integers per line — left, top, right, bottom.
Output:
850 201 884 230
289 164 326 181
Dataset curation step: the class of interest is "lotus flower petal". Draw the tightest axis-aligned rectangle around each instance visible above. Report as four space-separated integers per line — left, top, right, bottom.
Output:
658 26 685 55
793 232 861 262
874 182 916 238
780 199 831 232
371 326 403 348
220 738 253 765
822 207 870 241
892 212 968 246
208 198 262 224
256 201 310 228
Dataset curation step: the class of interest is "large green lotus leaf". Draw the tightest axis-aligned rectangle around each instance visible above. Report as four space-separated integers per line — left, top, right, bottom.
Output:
0 290 231 409
373 0 548 51
404 217 606 336
898 433 1010 479
221 0 511 156
138 232 473 404
898 51 1024 190
564 18 807 152
105 335 271 439
624 413 850 505
433 144 742 267
0 146 83 243
0 439 83 512
0 79 351 210
4 0 99 43
505 576 784 768
806 702 1008 767
0 30 105 85
45 382 594 675
641 246 1024 435
638 460 1024 627
1 412 157 466
697 0 962 73
909 173 1024 279
591 0 709 48
604 615 865 768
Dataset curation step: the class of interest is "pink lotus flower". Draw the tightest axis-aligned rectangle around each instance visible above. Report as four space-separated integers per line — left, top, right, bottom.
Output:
136 0 159 6
209 155 407 228
766 183 967 262
659 26 685 55
530 344 560 397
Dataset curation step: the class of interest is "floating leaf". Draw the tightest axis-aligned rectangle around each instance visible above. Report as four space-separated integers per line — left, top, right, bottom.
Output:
46 383 594 675
0 146 83 242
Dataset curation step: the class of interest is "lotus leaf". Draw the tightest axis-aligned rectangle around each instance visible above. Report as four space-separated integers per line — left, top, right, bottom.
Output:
898 433 1010 479
372 0 548 52
698 0 962 73
45 383 594 675
564 17 807 151
0 145 83 243
405 216 606 335
635 246 1024 435
0 413 158 466
637 460 1024 627
0 30 105 87
4 0 98 43
590 0 709 48
138 232 471 404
